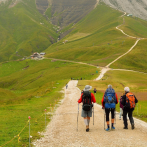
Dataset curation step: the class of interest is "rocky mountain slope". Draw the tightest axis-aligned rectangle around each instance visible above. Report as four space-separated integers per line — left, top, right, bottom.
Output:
102 0 147 21
36 0 97 28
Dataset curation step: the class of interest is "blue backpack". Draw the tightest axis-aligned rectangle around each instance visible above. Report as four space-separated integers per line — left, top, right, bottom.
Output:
104 88 116 109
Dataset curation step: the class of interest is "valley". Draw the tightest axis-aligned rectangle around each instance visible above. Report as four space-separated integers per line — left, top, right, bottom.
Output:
0 0 147 146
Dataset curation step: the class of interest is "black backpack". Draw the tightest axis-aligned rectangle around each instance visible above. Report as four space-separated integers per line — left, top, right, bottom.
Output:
82 91 92 111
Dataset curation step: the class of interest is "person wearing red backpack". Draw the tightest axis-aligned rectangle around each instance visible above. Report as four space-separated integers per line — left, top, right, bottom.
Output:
122 87 138 129
78 85 96 132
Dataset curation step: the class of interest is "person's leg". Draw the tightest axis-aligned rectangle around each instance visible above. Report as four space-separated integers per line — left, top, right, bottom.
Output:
111 108 115 129
128 110 134 129
119 108 122 119
123 110 128 129
81 109 89 131
86 109 92 132
105 108 110 131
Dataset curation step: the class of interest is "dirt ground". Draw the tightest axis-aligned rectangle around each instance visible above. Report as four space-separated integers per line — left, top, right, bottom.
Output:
33 80 147 147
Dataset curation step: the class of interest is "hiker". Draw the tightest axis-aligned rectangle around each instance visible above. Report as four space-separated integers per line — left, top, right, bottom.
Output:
81 90 84 94
119 95 123 120
66 83 68 89
78 85 96 132
94 88 97 94
101 84 118 131
121 87 138 129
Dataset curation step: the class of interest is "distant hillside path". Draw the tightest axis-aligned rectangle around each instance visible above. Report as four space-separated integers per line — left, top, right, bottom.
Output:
96 12 145 80
33 80 147 147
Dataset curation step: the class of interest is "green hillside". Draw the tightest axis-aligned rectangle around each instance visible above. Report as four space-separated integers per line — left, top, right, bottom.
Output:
0 59 98 146
0 0 58 62
1 1 147 146
45 3 147 71
44 4 136 67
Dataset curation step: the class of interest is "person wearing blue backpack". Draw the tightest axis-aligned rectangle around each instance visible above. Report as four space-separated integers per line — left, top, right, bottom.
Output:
101 84 118 131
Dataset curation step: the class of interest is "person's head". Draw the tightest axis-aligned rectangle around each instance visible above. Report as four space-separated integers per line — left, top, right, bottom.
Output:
108 84 112 89
124 87 130 93
84 85 92 91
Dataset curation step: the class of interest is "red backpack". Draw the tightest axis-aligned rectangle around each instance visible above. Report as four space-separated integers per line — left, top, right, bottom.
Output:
126 92 135 109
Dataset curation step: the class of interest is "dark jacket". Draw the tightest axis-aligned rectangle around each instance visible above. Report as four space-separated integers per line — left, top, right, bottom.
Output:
122 92 138 111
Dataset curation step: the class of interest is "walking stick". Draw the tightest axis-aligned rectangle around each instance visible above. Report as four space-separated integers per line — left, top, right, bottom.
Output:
104 110 105 130
115 109 116 125
77 103 79 131
93 103 94 125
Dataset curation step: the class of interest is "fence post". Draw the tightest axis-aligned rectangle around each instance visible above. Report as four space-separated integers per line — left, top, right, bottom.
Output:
45 109 46 128
28 116 31 147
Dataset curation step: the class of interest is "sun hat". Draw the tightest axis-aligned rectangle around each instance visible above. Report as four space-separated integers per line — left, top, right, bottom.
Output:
108 84 112 89
124 87 130 92
84 85 92 91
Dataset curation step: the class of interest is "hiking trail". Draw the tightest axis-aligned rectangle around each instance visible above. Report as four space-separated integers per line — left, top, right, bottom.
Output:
33 80 147 147
33 9 147 147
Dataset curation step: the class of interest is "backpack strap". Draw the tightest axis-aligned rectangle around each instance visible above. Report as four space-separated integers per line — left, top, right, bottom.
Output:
82 91 91 104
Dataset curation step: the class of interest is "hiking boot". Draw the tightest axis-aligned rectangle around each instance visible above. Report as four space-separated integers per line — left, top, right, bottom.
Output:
86 126 89 132
123 127 128 129
131 123 135 130
105 128 110 131
111 126 115 130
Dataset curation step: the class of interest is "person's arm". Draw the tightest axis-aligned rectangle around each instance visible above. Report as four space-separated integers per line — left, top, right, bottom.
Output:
115 93 118 104
101 94 105 108
91 93 96 103
78 94 83 103
134 95 138 103
121 95 126 106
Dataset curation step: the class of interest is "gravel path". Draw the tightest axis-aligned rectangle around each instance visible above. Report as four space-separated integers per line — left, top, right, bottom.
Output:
33 80 147 147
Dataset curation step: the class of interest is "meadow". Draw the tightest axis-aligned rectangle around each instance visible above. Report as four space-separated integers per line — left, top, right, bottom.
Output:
0 59 99 146
1 2 147 146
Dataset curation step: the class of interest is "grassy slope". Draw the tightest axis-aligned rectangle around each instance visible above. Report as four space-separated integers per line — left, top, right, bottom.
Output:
110 16 147 72
44 4 136 67
0 59 99 146
0 0 58 62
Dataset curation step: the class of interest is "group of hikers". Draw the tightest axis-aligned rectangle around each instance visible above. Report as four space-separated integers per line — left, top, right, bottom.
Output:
78 84 138 132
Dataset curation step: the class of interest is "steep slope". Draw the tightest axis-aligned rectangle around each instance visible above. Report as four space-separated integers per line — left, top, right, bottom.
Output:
102 0 147 21
0 0 58 62
44 3 147 72
36 0 97 28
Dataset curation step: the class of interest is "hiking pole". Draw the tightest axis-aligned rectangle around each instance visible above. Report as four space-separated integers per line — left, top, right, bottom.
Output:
93 103 94 125
115 109 116 125
104 110 105 130
77 103 79 131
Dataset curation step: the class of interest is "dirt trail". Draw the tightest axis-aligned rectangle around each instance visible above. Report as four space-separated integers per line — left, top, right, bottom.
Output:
34 80 147 147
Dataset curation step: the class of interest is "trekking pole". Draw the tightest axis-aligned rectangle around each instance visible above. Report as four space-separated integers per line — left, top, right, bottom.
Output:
115 110 116 125
93 103 94 125
104 110 105 130
77 103 79 131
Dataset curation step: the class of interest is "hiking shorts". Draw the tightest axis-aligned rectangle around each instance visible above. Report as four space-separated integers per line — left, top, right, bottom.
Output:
81 108 92 117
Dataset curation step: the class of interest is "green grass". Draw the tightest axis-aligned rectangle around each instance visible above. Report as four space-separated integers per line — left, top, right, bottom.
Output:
44 4 138 67
0 0 58 62
111 39 147 72
120 16 147 38
43 3 147 72
0 59 99 146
